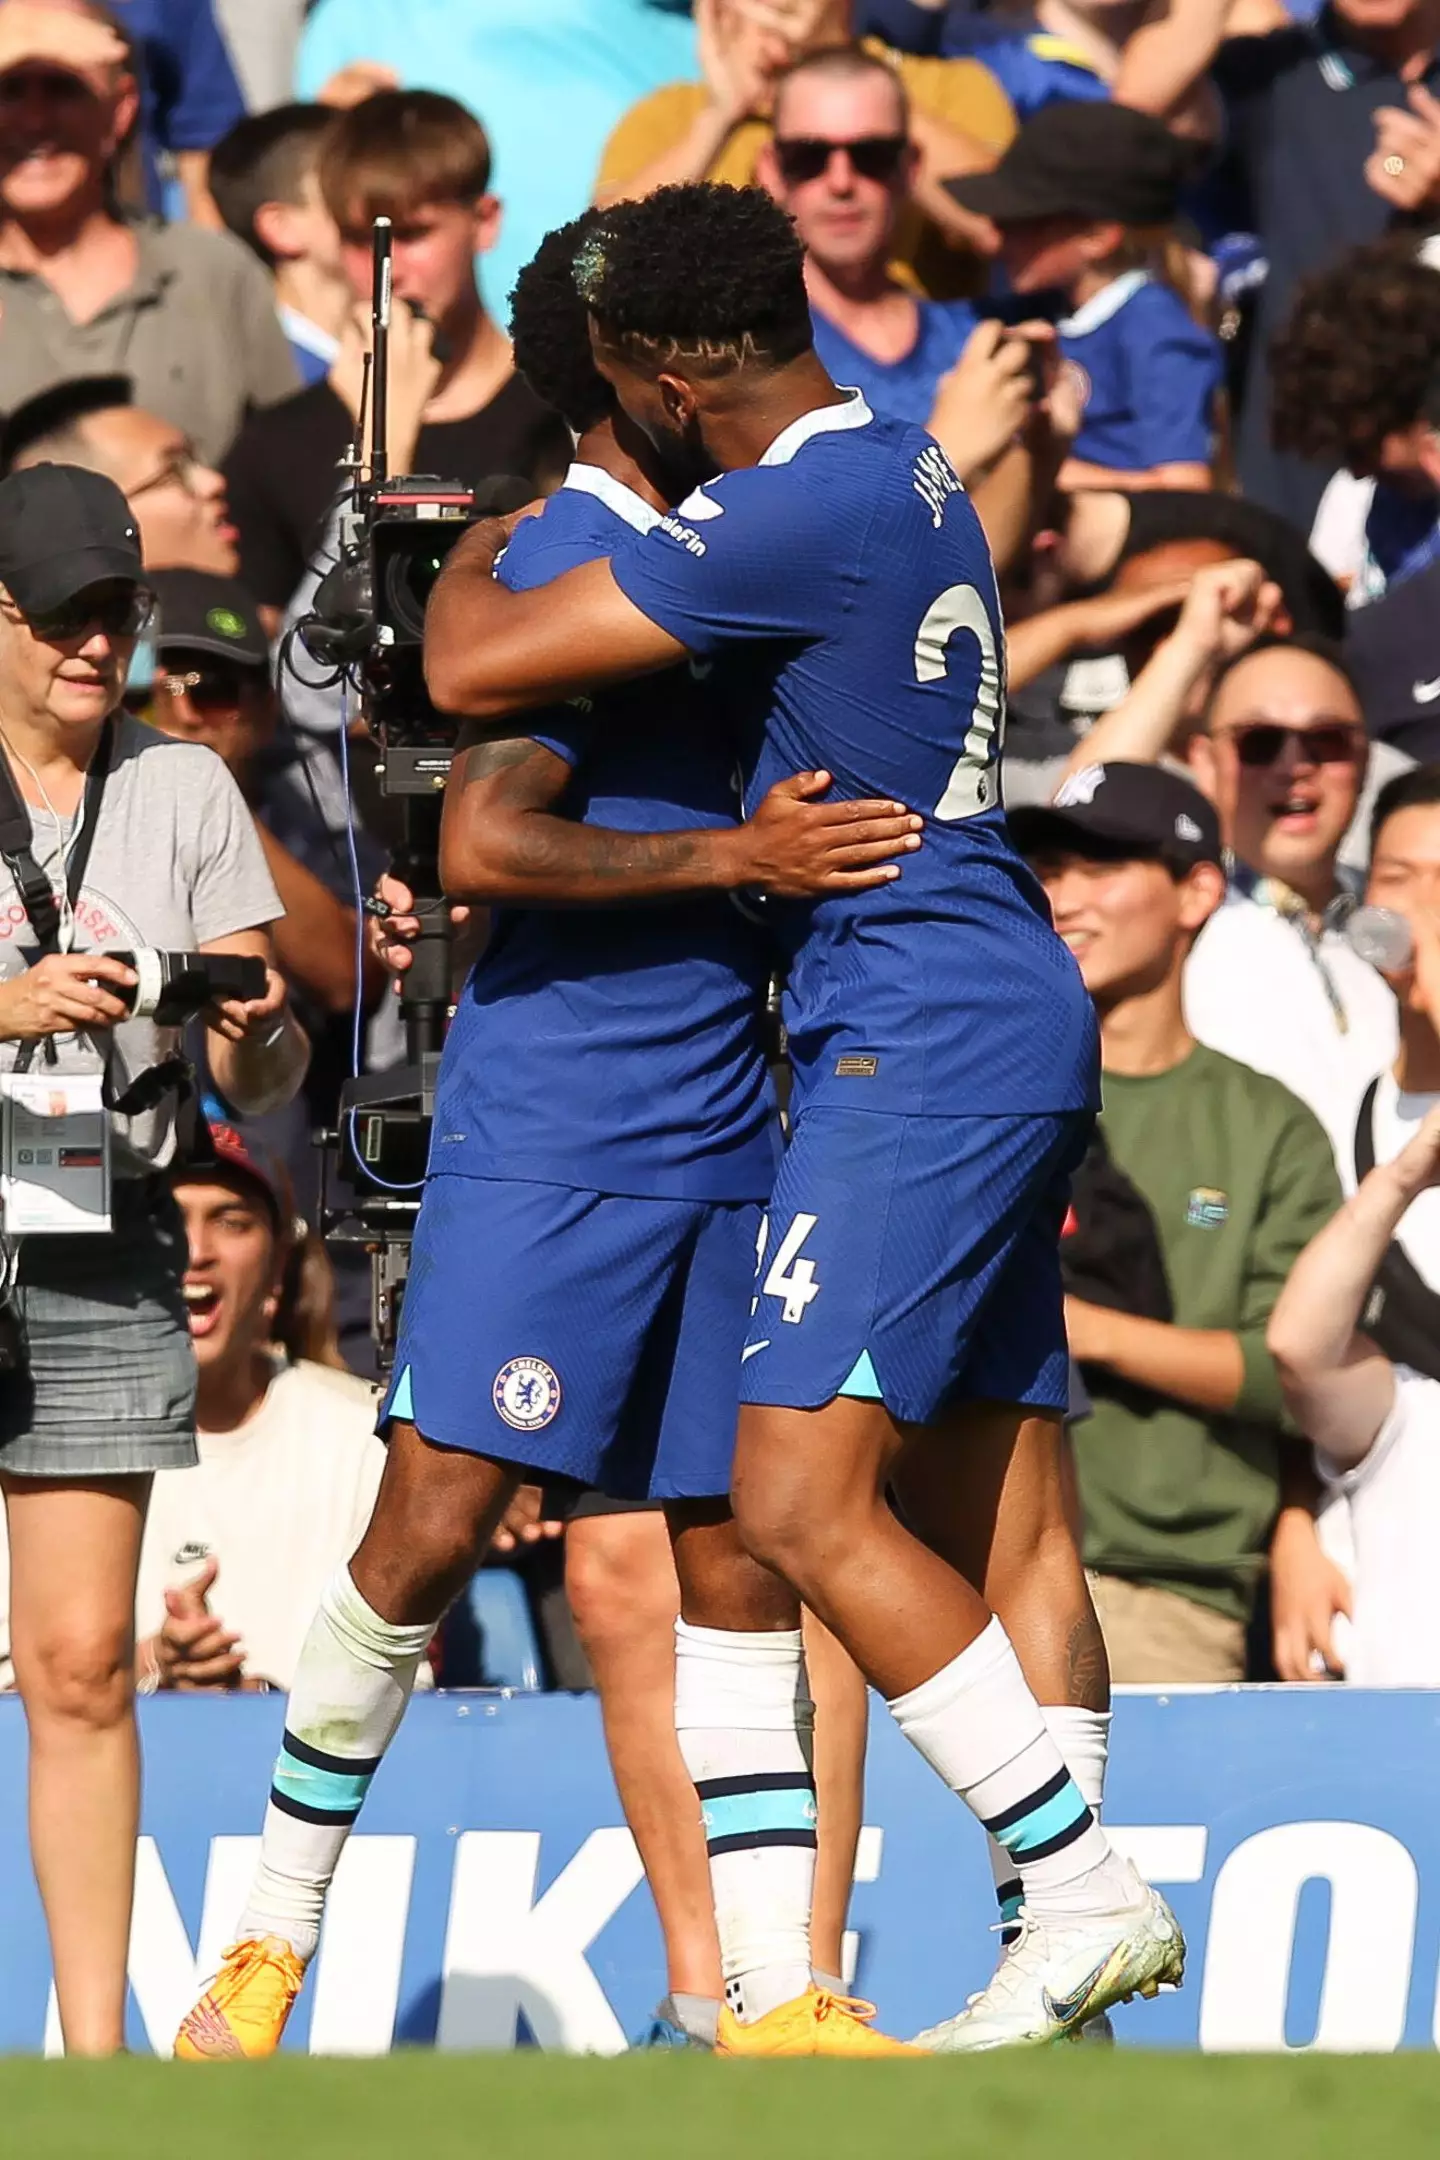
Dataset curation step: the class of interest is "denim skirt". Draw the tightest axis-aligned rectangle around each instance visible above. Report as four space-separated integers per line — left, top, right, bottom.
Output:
0 1178 198 1478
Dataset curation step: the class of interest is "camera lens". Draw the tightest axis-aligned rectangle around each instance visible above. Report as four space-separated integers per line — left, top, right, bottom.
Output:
383 542 451 644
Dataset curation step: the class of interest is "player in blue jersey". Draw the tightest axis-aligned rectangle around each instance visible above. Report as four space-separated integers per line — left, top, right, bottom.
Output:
175 215 923 2064
423 183 1186 2051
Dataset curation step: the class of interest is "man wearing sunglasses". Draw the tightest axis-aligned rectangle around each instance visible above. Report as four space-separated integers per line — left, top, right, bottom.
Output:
1177 637 1402 1164
594 0 1016 297
1055 604 1402 1163
757 47 1038 497
145 567 371 1030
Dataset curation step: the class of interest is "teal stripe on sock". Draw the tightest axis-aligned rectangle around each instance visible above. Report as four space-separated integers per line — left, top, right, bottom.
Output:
996 1781 1087 1858
838 1348 884 1400
700 1788 818 1843
273 1747 375 1816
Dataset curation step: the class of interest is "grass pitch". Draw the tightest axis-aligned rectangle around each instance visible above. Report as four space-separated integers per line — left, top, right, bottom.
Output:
4 2051 1438 2160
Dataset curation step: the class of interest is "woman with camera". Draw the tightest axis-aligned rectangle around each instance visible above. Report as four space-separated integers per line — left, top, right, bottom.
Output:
0 461 306 2055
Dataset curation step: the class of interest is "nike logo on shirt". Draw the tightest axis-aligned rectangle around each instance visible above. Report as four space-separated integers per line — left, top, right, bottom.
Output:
741 1342 770 1362
1414 677 1440 703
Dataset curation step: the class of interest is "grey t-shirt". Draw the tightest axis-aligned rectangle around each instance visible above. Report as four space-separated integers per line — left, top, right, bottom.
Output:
0 719 282 1171
0 220 299 467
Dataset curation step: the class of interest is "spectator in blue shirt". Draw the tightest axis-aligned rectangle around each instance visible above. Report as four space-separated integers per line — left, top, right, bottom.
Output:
756 45 1036 485
948 100 1222 488
861 0 1112 117
209 106 351 386
101 0 247 219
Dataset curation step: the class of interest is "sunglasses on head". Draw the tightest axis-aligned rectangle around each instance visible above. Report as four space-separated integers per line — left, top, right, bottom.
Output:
1224 721 1362 769
773 134 909 186
159 665 253 713
27 586 154 643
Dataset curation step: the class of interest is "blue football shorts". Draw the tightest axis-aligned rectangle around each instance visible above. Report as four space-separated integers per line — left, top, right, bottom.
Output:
379 1172 759 1500
738 1105 1091 1425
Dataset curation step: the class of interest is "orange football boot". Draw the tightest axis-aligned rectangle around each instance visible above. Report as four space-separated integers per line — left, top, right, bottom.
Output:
718 1988 923 2057
174 1935 306 2060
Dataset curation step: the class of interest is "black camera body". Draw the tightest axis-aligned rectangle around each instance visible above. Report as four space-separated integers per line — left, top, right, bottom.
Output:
365 480 479 795
107 949 267 1027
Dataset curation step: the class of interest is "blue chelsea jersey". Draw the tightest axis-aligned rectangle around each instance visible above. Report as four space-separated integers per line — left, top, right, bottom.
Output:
610 397 1099 1120
1059 272 1222 474
430 466 777 1202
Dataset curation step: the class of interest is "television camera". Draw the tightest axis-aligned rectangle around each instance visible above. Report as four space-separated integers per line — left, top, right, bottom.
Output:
291 217 527 1363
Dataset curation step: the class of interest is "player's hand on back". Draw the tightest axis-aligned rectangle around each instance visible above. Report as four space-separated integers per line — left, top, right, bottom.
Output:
368 872 471 989
734 771 922 898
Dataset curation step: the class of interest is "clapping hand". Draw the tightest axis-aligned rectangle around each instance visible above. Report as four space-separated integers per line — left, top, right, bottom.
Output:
155 1558 246 1691
1366 83 1440 212
1170 557 1284 663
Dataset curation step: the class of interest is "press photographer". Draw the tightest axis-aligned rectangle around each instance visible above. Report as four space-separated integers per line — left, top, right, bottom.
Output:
0 460 306 2057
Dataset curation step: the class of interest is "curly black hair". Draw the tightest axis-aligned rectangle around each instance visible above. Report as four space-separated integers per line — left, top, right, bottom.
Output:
508 210 613 434
575 183 812 376
1270 238 1440 471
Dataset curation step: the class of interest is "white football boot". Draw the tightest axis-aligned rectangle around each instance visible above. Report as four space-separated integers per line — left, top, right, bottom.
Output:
913 1868 1184 2052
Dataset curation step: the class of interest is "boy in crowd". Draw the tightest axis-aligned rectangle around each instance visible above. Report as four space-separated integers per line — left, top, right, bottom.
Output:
209 104 352 386
137 1125 387 1695
946 102 1222 492
1011 763 1341 1681
223 89 570 612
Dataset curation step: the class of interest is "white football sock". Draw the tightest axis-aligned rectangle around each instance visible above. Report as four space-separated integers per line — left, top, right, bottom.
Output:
238 1567 433 1962
988 1706 1112 1939
674 1619 816 2024
889 1618 1130 1922
664 1992 721 2047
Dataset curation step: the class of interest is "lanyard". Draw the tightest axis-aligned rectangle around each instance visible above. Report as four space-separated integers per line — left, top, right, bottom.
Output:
0 720 114 1077
0 718 113 956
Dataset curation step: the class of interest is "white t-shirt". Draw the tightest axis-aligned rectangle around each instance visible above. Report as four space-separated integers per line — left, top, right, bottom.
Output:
133 1358 386 1690
1336 1070 1440 1286
1317 1368 1440 1685
1183 886 1399 1164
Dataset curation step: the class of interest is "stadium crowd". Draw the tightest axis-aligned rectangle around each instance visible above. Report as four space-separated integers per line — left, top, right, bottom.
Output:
0 0 1438 2051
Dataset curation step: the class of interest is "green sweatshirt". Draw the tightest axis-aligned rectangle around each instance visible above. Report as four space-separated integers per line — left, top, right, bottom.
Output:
1076 1042 1341 1622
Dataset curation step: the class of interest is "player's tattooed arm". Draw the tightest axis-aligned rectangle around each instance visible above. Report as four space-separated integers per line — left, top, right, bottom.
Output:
439 727 923 907
426 525 686 718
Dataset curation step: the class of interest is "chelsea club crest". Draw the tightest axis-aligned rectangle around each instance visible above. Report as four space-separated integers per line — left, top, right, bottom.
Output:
492 1356 563 1432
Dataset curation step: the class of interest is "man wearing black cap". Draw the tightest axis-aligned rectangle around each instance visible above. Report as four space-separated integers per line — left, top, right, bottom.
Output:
946 103 1222 492
147 567 369 1026
1011 761 1341 1682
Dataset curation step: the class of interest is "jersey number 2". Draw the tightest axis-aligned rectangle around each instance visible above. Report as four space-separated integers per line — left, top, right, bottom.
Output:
913 582 1005 820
